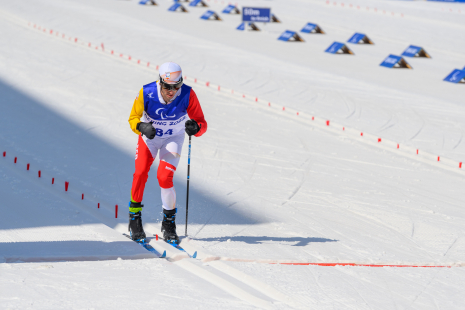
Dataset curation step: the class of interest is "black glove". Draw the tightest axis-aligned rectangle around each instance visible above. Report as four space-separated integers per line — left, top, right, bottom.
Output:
185 120 200 136
137 122 156 139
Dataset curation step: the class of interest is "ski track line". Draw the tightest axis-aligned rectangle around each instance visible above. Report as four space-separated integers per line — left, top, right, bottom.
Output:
4 7 463 177
208 260 305 310
143 227 302 310
174 259 276 310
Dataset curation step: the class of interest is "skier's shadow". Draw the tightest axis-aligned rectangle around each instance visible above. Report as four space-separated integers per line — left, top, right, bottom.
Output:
194 236 337 247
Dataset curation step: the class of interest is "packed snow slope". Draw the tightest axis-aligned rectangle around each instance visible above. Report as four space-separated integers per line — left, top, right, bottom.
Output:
1 0 465 309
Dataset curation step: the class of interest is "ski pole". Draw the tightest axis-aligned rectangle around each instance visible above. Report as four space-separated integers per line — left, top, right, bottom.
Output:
185 135 192 236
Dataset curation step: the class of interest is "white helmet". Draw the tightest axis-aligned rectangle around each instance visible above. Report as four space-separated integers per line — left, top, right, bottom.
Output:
159 62 183 90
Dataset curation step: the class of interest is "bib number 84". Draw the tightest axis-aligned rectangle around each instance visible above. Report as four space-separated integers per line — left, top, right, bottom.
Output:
156 128 174 137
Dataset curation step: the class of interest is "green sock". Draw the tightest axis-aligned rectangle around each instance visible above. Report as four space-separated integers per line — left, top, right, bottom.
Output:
129 207 142 213
129 195 142 213
129 193 142 213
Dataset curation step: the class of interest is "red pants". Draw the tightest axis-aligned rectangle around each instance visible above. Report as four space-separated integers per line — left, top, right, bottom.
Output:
131 135 179 203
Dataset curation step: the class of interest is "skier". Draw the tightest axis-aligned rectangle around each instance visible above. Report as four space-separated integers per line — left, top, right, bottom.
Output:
127 62 207 244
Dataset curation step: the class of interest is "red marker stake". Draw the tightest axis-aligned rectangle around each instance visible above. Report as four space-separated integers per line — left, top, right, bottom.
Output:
14 157 17 163
98 203 100 208
378 138 381 143
416 149 419 155
460 162 462 168
397 144 399 149
82 193 84 200
438 156 440 162
27 163 30 170
115 205 118 218
52 178 55 184
2 151 5 157
38 170 41 178
156 234 158 241
326 120 330 126
361 132 363 136
65 181 69 191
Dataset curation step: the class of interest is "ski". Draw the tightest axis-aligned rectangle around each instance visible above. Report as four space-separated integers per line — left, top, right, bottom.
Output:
154 234 197 258
123 233 166 258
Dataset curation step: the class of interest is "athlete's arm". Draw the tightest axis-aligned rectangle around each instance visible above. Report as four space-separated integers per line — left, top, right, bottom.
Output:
128 88 145 135
186 89 207 137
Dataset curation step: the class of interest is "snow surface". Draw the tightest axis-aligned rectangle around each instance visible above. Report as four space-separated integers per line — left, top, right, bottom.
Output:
0 0 465 308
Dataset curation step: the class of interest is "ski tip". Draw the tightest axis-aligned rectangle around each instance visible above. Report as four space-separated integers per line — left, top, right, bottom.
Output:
193 251 197 259
160 250 167 258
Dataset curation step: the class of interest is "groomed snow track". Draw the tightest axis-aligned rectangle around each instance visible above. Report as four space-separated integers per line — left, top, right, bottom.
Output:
1 0 465 309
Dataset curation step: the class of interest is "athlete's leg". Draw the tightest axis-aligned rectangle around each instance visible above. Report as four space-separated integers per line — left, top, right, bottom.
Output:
157 134 185 210
130 135 158 211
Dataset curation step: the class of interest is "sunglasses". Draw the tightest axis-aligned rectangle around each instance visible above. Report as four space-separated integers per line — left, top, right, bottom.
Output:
160 77 183 91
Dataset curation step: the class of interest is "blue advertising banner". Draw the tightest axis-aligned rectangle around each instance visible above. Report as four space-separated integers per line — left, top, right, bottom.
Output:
242 7 271 22
301 23 317 33
278 30 295 41
200 10 221 20
347 33 373 44
325 42 354 54
139 0 149 4
201 10 214 19
190 0 208 7
380 55 402 68
168 3 188 12
402 45 431 58
278 30 304 42
380 55 412 68
222 5 240 14
300 23 324 34
444 69 465 83
237 22 260 31
427 0 465 2
169 3 179 11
